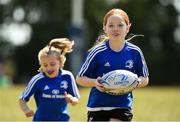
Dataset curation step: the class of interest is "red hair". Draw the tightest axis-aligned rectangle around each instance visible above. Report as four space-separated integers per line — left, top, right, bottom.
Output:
103 8 131 26
90 8 143 48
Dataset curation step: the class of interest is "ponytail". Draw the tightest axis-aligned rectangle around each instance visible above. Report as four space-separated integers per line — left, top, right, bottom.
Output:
38 38 74 72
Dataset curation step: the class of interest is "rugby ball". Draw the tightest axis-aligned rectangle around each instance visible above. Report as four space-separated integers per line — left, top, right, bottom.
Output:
99 70 139 95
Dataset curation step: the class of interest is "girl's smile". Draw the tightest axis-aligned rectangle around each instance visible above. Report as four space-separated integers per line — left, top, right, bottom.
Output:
47 70 55 75
40 55 61 78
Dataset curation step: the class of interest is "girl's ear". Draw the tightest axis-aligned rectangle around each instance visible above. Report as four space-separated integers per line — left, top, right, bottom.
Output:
126 23 131 34
59 61 63 68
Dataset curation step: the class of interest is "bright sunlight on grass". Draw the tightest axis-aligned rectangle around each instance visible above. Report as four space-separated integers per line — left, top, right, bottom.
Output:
0 85 180 121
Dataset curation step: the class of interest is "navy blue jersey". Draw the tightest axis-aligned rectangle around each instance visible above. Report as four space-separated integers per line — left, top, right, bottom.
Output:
78 40 149 111
19 69 80 121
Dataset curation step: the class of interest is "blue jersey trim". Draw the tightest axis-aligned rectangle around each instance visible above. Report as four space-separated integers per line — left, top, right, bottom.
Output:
19 73 44 100
78 43 107 76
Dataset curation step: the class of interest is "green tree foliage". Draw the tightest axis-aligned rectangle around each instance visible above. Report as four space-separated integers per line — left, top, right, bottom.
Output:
0 0 179 85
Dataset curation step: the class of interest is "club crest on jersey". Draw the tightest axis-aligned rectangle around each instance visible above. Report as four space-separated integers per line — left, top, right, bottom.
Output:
60 81 68 89
125 60 134 69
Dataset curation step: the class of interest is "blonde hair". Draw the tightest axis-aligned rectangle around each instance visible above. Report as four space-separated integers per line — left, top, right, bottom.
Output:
38 38 74 72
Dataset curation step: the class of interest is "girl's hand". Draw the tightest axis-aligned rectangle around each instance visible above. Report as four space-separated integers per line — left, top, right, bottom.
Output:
64 92 73 103
64 92 78 105
23 108 34 117
95 77 105 92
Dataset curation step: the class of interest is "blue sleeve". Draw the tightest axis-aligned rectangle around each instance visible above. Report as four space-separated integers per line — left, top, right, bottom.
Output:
135 49 149 77
19 75 42 101
77 51 97 77
66 72 80 98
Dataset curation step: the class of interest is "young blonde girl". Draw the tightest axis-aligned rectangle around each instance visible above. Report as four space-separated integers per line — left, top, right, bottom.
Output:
19 38 80 121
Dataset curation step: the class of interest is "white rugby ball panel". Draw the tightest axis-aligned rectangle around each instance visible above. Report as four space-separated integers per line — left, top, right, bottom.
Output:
101 70 139 95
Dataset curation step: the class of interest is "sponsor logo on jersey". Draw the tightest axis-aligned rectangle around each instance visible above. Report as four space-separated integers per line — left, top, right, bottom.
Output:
42 93 64 99
125 60 134 69
52 89 60 95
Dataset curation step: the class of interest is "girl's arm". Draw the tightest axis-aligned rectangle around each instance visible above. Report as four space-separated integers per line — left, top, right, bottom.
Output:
19 99 34 117
76 76 105 92
76 76 96 87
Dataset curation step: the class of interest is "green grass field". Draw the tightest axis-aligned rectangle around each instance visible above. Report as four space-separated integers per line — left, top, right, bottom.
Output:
0 85 180 121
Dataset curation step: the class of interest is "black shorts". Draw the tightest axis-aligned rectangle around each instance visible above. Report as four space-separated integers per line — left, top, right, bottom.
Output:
87 108 133 121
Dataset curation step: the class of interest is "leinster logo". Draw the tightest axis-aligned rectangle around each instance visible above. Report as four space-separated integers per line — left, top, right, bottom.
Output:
60 81 68 89
125 60 134 69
